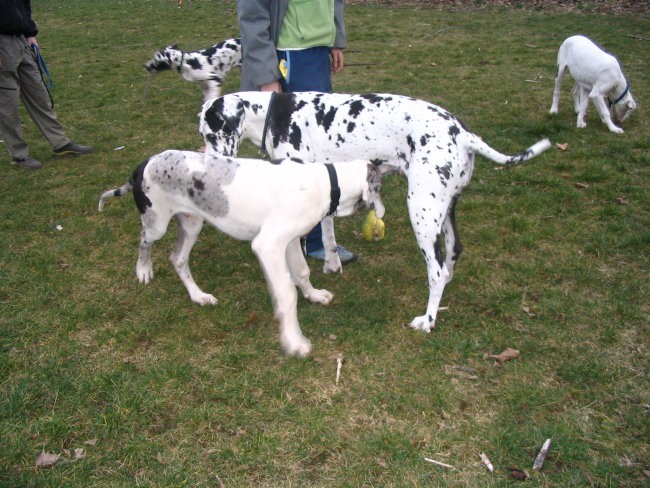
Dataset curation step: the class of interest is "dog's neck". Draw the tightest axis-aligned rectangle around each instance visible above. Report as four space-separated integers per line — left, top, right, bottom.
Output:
608 78 630 106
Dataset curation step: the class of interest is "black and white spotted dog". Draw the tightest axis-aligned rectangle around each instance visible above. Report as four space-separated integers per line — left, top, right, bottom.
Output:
99 150 383 357
199 91 551 333
144 38 241 101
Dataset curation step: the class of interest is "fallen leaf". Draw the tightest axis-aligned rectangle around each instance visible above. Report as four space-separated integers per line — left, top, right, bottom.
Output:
35 451 61 468
574 182 589 189
489 348 520 362
74 448 86 460
507 467 530 481
84 438 98 446
556 142 569 151
616 197 629 205
521 306 535 317
157 452 167 465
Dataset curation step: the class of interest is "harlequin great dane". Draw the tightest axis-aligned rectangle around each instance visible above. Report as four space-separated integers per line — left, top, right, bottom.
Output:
549 35 636 133
199 91 551 333
144 38 241 102
99 150 384 357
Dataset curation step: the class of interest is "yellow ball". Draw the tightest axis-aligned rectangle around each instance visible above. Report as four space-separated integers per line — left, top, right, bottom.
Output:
362 210 386 241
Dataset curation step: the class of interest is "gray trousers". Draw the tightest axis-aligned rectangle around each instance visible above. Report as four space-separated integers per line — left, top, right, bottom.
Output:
0 34 69 161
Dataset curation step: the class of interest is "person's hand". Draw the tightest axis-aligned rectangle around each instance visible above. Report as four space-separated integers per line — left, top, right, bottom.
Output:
26 37 38 47
261 81 282 93
331 48 344 74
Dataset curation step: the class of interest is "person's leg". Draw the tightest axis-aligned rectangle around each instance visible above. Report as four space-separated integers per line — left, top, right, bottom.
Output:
0 35 31 161
277 47 356 262
16 42 70 151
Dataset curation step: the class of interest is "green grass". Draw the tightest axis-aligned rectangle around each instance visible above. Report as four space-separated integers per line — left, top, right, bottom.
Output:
1 1 649 486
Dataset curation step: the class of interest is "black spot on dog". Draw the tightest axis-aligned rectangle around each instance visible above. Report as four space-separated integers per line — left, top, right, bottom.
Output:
289 122 302 150
434 241 444 267
188 58 203 70
132 159 152 214
348 100 365 118
347 122 356 133
448 124 460 145
269 92 297 146
193 177 205 191
406 135 416 154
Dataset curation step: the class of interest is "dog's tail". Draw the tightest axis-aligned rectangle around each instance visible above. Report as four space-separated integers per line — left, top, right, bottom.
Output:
467 136 552 165
98 181 133 212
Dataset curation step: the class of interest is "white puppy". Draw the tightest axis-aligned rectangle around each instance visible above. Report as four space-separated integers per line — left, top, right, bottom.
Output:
99 150 383 357
549 35 636 133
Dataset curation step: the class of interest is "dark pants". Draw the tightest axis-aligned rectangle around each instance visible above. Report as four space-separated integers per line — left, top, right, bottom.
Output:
277 46 332 253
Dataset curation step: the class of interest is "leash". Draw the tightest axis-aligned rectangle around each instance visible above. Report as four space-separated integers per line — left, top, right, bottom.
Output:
324 163 341 216
608 80 630 106
31 44 54 107
260 91 276 155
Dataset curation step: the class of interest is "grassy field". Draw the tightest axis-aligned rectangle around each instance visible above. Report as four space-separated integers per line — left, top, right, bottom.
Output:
1 1 648 486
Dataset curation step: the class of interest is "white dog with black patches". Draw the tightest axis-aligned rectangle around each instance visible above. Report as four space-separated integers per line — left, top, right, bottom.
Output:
99 150 383 357
549 35 636 133
144 38 241 101
199 91 551 333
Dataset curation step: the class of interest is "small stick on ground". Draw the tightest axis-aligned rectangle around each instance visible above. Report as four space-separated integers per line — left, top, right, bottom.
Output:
424 457 455 470
533 438 552 470
480 452 494 472
335 353 343 385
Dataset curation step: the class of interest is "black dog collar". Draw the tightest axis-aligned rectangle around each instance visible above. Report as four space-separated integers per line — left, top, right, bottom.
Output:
608 80 630 107
325 164 341 216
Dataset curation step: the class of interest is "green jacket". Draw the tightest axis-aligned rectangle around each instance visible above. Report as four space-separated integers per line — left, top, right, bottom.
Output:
237 0 346 90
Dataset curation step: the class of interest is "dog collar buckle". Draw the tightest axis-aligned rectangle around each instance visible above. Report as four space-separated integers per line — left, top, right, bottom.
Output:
325 164 340 216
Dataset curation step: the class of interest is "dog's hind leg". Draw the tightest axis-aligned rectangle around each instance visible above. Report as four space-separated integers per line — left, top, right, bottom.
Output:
575 85 591 128
170 212 217 305
442 195 463 284
136 209 172 285
286 238 333 305
252 232 311 357
406 181 450 333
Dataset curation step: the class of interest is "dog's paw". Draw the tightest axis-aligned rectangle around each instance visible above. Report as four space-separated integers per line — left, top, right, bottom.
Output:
136 264 154 284
305 288 333 305
192 293 218 306
281 335 312 358
576 120 587 129
409 315 434 333
609 126 624 134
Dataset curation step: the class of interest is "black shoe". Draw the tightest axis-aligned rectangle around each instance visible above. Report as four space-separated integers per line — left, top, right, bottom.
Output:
53 141 93 156
11 156 43 169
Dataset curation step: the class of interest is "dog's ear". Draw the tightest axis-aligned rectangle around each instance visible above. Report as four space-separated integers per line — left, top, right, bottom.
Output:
170 44 178 50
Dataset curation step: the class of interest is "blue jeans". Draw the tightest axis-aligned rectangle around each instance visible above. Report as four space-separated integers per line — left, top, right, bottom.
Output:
277 46 332 252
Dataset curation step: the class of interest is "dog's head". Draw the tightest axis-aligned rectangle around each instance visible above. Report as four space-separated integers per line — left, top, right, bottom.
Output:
611 91 636 124
144 45 180 73
199 95 245 157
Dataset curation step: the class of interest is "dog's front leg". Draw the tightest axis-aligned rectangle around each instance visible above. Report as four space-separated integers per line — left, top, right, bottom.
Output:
170 213 217 305
286 238 333 305
549 66 566 114
590 90 624 133
320 216 343 274
252 234 312 357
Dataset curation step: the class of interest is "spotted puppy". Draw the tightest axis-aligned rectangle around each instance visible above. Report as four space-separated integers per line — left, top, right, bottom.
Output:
549 35 636 133
144 38 241 101
99 150 383 357
199 91 551 333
